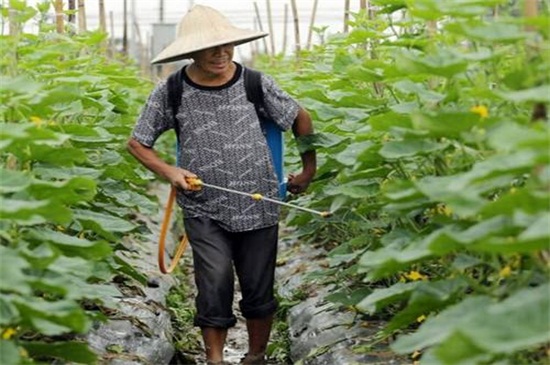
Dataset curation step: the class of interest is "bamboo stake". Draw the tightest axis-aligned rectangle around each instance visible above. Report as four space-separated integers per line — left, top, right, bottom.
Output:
54 0 64 34
68 0 75 24
282 3 288 56
77 0 87 32
290 0 301 54
8 8 18 37
524 0 537 32
360 0 367 10
266 0 275 55
98 0 106 33
109 11 115 56
123 0 128 56
344 0 350 33
524 0 546 121
253 2 269 55
306 0 319 50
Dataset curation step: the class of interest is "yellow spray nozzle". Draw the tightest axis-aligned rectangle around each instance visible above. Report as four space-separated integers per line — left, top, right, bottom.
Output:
320 211 333 218
251 193 263 201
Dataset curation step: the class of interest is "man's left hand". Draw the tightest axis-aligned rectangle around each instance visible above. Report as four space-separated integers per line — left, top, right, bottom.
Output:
287 172 314 195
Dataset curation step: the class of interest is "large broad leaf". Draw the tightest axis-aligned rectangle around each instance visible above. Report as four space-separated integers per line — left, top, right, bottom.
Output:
0 168 31 193
496 85 550 103
446 21 526 43
28 176 97 205
335 141 373 166
73 209 137 239
407 0 501 19
25 229 112 259
23 341 97 364
385 278 468 333
0 340 20 365
357 281 422 314
325 179 379 199
14 297 90 335
395 49 468 78
486 122 549 152
410 111 489 138
0 197 72 225
392 284 550 357
0 246 31 295
380 139 450 159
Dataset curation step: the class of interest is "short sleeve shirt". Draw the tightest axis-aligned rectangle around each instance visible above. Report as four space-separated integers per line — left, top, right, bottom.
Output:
132 63 300 232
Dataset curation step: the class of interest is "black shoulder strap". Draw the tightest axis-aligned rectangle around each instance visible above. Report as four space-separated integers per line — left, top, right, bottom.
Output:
243 67 265 117
166 67 185 142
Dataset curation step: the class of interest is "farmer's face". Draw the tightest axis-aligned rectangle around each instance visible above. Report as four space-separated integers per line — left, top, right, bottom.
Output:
192 43 235 75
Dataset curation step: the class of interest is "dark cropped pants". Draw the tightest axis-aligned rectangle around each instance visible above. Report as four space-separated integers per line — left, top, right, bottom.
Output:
183 217 279 329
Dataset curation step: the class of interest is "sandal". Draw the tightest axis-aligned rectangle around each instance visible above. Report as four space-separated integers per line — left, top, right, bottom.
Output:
240 353 267 365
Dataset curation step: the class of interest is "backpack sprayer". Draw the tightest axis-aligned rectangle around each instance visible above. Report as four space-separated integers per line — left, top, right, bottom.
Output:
158 179 332 274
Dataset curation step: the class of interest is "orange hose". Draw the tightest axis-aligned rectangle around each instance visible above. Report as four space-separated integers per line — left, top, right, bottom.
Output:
158 186 189 274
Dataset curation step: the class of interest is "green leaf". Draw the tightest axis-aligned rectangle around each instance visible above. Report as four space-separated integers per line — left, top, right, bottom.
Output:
0 246 32 295
392 284 550 356
496 85 550 103
369 112 413 131
25 229 112 259
28 176 97 205
395 49 468 78
14 298 90 335
380 139 450 159
325 180 379 198
0 197 72 225
23 341 97 364
0 340 20 365
335 141 373 166
73 209 136 238
446 21 526 43
357 282 422 314
295 132 347 153
0 168 31 193
410 111 488 138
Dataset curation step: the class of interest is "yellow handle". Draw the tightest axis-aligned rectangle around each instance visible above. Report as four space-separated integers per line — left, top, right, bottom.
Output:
158 186 189 274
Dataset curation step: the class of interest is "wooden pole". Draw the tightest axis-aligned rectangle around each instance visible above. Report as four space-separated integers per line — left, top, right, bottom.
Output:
54 0 64 34
344 0 350 33
360 0 367 10
524 0 537 32
68 0 76 24
290 0 301 54
524 0 546 121
77 0 87 32
123 0 128 55
109 10 115 56
160 0 164 23
266 0 275 55
306 0 319 50
98 0 106 33
282 3 288 56
253 2 269 55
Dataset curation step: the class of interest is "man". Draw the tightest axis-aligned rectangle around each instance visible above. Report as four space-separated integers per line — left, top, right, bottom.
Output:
127 5 316 365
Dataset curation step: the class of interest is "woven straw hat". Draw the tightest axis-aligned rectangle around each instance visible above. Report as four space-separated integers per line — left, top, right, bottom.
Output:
151 5 268 64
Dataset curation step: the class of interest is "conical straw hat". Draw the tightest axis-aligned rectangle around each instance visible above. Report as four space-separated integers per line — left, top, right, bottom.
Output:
151 5 268 64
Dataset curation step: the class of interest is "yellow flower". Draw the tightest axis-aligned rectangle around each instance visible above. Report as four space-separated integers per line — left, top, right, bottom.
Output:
30 116 43 127
405 271 427 281
416 314 426 323
499 266 512 278
2 327 17 340
470 105 489 118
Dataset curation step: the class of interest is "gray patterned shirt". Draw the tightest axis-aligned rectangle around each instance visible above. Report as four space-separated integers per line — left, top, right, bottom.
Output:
132 63 300 232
